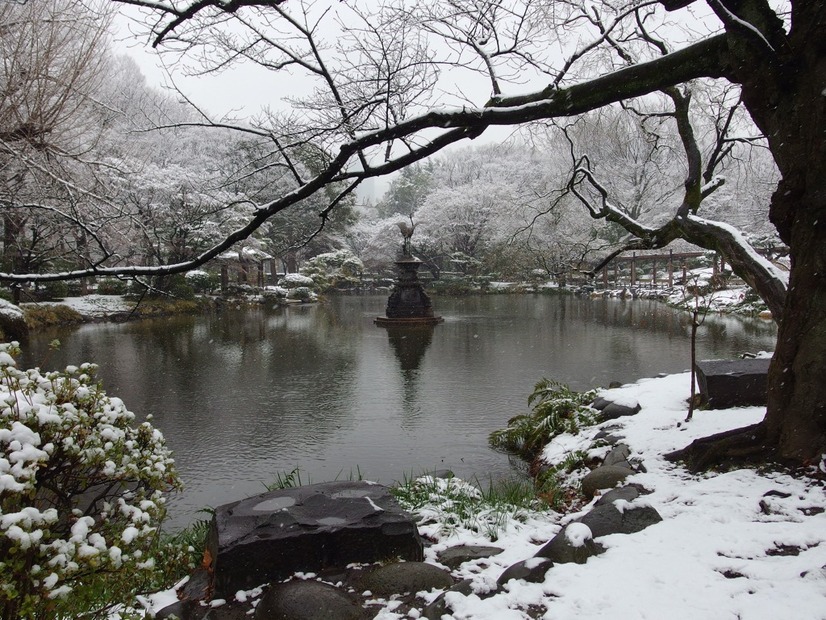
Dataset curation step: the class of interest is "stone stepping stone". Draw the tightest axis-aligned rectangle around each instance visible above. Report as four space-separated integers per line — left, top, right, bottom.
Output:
358 561 453 597
436 545 504 569
581 464 634 498
254 580 363 620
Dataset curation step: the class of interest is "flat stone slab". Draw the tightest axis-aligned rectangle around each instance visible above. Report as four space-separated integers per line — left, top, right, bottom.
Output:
436 545 504 569
695 358 770 409
208 481 423 597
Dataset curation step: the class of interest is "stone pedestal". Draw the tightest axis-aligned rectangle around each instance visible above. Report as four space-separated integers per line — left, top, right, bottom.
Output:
375 256 442 326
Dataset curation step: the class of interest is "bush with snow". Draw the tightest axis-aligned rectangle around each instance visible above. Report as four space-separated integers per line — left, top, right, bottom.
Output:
277 273 315 289
300 249 364 290
185 269 220 294
0 342 181 619
288 286 316 302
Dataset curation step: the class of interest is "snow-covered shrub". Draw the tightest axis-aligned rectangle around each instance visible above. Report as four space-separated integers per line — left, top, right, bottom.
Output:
0 342 180 619
262 286 289 302
95 278 128 295
288 286 315 301
38 281 69 301
0 300 28 342
185 269 220 294
277 273 315 289
300 249 364 290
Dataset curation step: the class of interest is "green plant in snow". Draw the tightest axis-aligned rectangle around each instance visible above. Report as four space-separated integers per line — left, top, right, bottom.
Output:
0 342 182 619
489 379 597 461
533 450 591 511
391 474 545 541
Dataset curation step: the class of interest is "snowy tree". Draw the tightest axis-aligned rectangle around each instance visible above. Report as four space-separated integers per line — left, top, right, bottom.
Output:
342 213 403 274
0 0 114 295
550 82 787 322
377 163 433 219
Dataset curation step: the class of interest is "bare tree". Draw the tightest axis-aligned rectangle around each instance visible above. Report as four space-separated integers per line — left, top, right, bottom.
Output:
0 0 115 296
558 84 787 320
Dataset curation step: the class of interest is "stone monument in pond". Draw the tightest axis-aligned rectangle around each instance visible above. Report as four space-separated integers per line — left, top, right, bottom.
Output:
375 219 443 326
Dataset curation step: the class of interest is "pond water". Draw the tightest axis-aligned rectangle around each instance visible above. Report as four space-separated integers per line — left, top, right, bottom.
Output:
20 294 777 529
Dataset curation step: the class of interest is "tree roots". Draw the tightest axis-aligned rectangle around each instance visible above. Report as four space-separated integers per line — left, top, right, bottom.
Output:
665 422 774 472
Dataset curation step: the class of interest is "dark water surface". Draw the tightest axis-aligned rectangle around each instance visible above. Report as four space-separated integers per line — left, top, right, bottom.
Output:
20 294 777 529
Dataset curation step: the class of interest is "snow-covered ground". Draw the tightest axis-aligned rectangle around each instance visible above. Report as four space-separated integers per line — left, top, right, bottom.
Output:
398 373 826 620
135 372 826 620
23 294 133 318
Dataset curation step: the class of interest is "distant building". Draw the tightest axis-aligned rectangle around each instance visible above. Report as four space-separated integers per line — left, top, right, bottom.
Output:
215 247 278 289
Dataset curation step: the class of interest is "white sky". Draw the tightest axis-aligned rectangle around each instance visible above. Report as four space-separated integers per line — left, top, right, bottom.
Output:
108 2 727 204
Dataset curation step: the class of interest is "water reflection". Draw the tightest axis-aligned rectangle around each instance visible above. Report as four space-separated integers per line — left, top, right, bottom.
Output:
18 294 777 529
382 325 435 372
379 324 437 428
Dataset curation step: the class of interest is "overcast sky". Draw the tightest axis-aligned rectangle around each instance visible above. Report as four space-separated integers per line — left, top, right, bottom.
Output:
109 2 725 204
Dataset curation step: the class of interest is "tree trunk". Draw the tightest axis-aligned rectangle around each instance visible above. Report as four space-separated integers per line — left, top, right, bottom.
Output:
751 4 826 463
765 195 826 461
675 1 826 467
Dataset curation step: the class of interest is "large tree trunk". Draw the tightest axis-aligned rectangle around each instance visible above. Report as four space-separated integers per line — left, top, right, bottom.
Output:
675 1 826 467
752 4 826 463
765 186 826 461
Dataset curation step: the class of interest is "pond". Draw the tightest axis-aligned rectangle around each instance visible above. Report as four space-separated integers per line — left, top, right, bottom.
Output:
20 294 777 529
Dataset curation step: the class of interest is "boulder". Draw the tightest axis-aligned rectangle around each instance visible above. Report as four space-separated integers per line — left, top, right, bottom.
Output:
535 523 603 564
577 501 662 538
694 358 770 409
602 444 632 467
496 557 554 586
437 545 504 570
207 481 422 597
253 580 364 620
422 579 477 620
590 396 612 410
593 429 624 445
593 485 642 507
581 465 633 498
155 600 248 620
359 561 453 597
598 401 642 422
155 600 202 620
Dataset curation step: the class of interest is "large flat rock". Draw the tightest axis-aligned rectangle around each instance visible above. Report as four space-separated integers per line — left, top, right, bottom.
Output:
208 481 423 597
695 358 770 409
